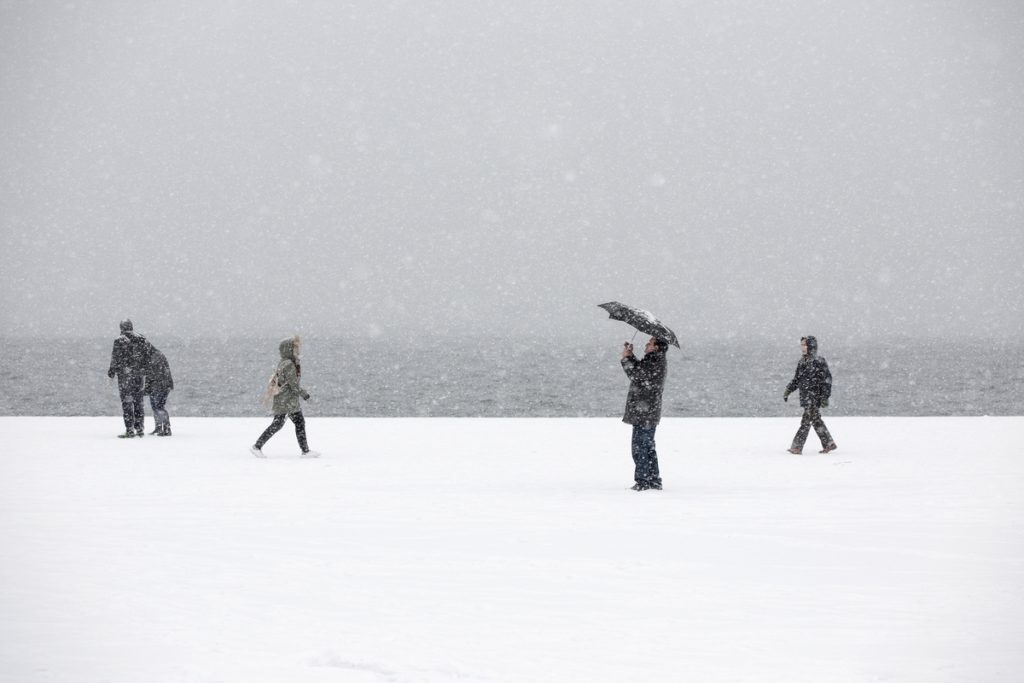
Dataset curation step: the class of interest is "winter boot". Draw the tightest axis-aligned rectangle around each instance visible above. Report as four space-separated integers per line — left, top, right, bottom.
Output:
820 443 838 454
250 446 266 458
787 447 802 454
117 431 135 439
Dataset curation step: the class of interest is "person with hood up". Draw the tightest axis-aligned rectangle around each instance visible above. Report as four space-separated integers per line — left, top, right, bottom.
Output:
251 336 318 458
145 346 174 436
107 319 154 438
621 336 669 490
784 335 838 454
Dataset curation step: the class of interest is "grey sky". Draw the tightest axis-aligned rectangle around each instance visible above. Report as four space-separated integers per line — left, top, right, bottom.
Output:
2 0 1022 341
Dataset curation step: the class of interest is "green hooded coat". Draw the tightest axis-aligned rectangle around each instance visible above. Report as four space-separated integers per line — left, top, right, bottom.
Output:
272 337 308 415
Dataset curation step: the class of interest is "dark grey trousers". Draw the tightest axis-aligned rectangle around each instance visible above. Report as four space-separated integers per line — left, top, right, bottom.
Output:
255 412 308 452
119 378 145 433
792 405 834 450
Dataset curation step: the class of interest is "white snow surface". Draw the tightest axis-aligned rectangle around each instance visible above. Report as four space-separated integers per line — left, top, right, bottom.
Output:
1 416 1022 683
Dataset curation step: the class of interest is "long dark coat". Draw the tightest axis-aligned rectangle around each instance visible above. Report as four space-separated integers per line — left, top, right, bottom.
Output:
786 337 832 407
144 348 174 395
621 349 668 427
107 332 153 390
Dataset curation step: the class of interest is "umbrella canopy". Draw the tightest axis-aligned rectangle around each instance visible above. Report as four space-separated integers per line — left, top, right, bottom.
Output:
598 301 680 348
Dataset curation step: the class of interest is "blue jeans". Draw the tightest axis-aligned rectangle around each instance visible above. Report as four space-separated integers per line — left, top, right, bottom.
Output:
631 425 662 487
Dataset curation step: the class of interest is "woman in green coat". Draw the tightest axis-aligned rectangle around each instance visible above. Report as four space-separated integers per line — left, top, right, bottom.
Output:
251 336 317 457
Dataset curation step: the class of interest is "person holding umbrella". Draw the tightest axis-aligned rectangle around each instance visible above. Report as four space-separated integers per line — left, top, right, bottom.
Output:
598 305 679 491
621 336 669 491
599 302 679 491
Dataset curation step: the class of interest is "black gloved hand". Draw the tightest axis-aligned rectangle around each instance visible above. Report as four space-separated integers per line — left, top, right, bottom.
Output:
301 391 310 401
783 390 790 403
821 398 829 408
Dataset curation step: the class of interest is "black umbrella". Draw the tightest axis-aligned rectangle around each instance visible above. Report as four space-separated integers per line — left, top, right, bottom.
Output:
598 301 680 348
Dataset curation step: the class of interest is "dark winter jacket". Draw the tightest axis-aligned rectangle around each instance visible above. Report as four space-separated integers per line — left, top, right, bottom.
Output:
272 336 309 415
785 336 832 408
621 349 668 427
107 332 153 389
144 348 174 395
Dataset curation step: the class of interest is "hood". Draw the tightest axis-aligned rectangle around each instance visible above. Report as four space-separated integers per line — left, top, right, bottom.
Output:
120 319 133 334
278 335 300 360
803 335 818 356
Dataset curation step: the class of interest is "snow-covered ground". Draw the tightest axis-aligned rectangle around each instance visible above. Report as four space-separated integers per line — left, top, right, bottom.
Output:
1 416 1021 682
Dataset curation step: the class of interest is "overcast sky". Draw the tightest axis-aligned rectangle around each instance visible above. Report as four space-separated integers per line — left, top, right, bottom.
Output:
1 0 1021 342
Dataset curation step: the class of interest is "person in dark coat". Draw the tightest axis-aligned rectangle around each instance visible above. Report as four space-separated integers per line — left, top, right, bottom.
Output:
621 336 669 490
107 319 153 438
144 347 174 436
784 335 837 454
251 336 318 457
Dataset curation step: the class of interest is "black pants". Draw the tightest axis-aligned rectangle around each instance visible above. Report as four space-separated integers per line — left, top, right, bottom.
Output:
631 425 662 487
119 378 145 433
255 412 308 452
149 390 170 427
792 405 834 450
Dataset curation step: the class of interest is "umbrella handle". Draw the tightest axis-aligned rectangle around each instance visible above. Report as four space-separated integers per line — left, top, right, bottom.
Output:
631 330 639 343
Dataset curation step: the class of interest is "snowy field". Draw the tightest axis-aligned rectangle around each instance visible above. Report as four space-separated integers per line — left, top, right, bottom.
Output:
1 416 1022 683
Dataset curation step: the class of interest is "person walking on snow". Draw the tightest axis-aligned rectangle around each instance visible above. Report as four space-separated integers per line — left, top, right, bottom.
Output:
621 336 669 490
784 335 837 454
107 319 154 438
251 336 318 458
145 346 174 436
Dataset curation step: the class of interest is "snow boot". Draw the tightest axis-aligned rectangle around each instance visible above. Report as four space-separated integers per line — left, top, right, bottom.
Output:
250 446 266 458
787 447 802 454
820 443 838 454
117 431 135 439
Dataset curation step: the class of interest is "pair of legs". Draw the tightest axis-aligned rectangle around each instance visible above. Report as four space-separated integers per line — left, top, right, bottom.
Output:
255 412 309 453
149 390 171 434
791 405 836 452
631 425 662 490
119 379 145 435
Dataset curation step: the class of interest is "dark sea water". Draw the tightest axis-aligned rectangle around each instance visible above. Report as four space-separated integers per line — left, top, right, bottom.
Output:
1 336 1022 417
